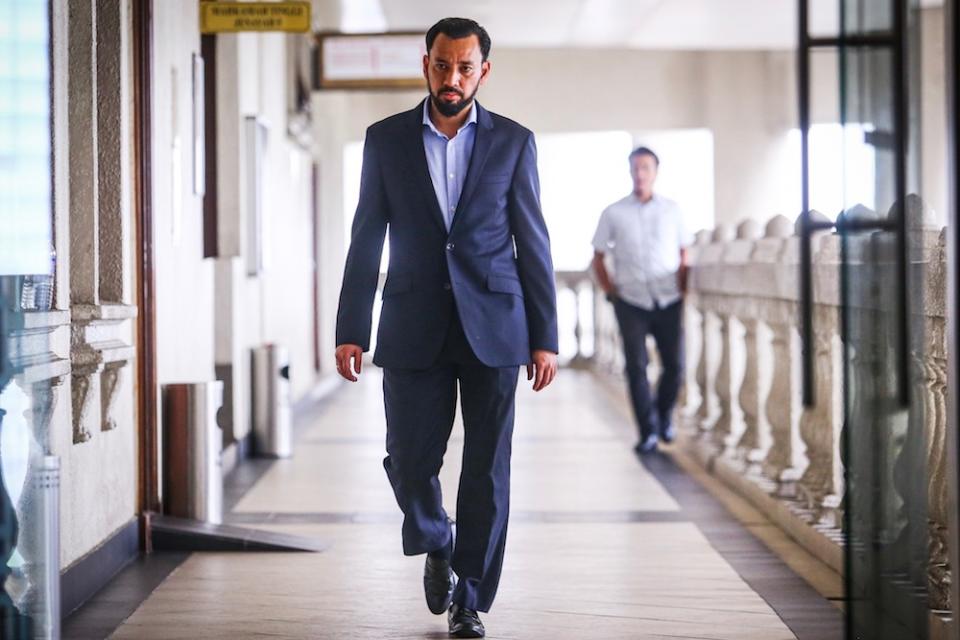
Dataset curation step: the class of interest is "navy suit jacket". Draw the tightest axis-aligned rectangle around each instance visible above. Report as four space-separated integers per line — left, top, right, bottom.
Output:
335 101 559 370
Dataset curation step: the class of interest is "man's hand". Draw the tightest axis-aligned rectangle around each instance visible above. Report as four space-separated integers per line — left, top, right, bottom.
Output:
526 350 558 392
678 264 689 295
335 344 364 382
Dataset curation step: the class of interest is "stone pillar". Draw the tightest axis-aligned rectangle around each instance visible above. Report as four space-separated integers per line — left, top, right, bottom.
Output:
66 0 137 445
67 0 100 308
95 0 129 304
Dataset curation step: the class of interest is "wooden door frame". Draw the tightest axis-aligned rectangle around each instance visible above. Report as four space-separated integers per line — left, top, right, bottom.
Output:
132 0 159 549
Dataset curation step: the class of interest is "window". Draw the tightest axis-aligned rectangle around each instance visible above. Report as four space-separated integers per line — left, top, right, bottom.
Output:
0 0 53 276
787 123 877 216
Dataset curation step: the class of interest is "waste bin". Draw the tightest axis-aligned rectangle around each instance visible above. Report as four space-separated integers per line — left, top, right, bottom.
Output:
252 344 292 458
162 381 224 524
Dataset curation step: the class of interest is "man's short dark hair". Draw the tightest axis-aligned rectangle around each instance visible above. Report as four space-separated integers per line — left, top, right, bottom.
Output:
629 146 660 166
426 18 492 61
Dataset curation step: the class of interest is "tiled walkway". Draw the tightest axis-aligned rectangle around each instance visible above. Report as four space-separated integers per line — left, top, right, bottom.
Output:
108 369 841 639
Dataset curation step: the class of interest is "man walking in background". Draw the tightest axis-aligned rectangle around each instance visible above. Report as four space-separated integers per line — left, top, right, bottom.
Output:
334 17 558 639
592 147 692 455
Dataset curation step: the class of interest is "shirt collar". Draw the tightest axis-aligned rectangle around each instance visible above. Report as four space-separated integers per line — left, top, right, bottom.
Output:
630 192 659 206
422 97 477 139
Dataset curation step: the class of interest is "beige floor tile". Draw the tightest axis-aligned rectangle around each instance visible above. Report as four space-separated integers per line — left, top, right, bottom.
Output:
114 370 803 640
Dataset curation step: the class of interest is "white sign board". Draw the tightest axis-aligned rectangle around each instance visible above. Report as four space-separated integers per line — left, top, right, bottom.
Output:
318 34 426 89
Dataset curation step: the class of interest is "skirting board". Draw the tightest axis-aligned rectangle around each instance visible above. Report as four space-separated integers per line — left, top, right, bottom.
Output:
60 517 140 618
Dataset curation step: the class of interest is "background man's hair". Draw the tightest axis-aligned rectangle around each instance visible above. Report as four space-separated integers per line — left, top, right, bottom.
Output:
629 146 660 166
426 18 492 61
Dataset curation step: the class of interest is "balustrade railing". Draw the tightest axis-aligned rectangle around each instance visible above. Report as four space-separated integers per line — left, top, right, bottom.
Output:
560 199 950 620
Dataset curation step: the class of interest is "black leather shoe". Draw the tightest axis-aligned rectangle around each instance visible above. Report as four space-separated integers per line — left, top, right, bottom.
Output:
424 554 456 615
448 604 485 638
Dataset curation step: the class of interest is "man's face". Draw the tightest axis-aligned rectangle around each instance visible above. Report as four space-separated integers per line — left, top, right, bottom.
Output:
423 33 490 117
630 154 658 194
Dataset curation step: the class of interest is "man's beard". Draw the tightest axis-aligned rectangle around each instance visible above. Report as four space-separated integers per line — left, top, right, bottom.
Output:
429 83 478 117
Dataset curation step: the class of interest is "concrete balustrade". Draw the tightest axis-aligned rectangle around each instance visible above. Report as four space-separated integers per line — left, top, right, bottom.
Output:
557 198 951 628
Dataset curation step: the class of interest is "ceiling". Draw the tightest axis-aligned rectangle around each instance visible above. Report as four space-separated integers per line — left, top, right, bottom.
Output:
313 0 944 51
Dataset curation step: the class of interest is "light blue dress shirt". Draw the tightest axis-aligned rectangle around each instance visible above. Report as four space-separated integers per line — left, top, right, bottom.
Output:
421 98 478 231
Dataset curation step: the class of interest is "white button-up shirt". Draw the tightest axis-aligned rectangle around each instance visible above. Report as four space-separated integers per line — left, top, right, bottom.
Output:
592 193 693 310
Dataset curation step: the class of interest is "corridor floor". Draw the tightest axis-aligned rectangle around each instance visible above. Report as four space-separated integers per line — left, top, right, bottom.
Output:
108 369 841 639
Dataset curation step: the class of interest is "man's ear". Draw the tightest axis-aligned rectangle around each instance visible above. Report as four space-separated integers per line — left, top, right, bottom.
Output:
479 60 492 85
422 54 430 81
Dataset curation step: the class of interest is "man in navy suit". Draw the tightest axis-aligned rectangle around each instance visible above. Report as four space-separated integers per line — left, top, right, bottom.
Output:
334 17 558 639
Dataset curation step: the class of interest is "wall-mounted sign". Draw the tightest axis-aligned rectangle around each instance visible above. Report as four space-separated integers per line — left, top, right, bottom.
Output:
200 1 311 34
315 33 426 90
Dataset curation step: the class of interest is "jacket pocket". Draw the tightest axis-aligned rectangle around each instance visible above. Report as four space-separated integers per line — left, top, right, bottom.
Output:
382 274 413 298
486 273 524 297
479 172 511 183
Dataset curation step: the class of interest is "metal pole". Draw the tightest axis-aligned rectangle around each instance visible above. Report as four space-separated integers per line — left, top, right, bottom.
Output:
799 0 816 408
893 0 911 408
36 456 60 640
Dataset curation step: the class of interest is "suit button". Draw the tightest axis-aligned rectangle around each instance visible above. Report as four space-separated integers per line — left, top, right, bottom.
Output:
443 283 452 291
445 242 455 251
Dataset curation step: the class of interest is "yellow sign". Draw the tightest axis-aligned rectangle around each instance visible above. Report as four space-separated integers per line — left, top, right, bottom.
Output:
199 2 311 34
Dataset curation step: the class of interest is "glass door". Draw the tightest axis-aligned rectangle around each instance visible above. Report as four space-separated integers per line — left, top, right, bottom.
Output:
837 1 929 637
799 0 936 638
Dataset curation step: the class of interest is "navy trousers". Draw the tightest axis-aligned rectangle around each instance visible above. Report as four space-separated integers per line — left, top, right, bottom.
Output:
382 310 519 612
612 298 685 440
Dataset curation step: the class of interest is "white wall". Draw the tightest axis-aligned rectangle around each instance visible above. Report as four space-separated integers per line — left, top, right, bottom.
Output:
212 31 317 443
309 47 810 365
153 0 215 385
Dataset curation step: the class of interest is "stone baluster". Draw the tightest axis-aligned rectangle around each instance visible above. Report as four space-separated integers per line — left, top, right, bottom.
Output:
925 346 949 610
692 226 731 448
763 317 805 496
696 310 719 441
682 230 706 420
743 215 800 491
712 308 746 457
737 316 766 472
711 222 756 458
679 231 710 416
925 228 950 611
725 220 764 466
592 281 622 377
795 212 843 525
882 199 942 599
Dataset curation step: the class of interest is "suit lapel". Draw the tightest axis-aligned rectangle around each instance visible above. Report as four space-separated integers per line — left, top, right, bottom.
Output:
450 104 494 233
402 102 448 234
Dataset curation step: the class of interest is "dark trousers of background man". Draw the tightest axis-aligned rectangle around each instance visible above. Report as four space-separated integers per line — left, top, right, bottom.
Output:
381 310 519 613
612 298 684 441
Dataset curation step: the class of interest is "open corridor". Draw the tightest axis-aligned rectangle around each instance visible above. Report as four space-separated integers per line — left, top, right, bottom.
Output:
70 371 842 639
